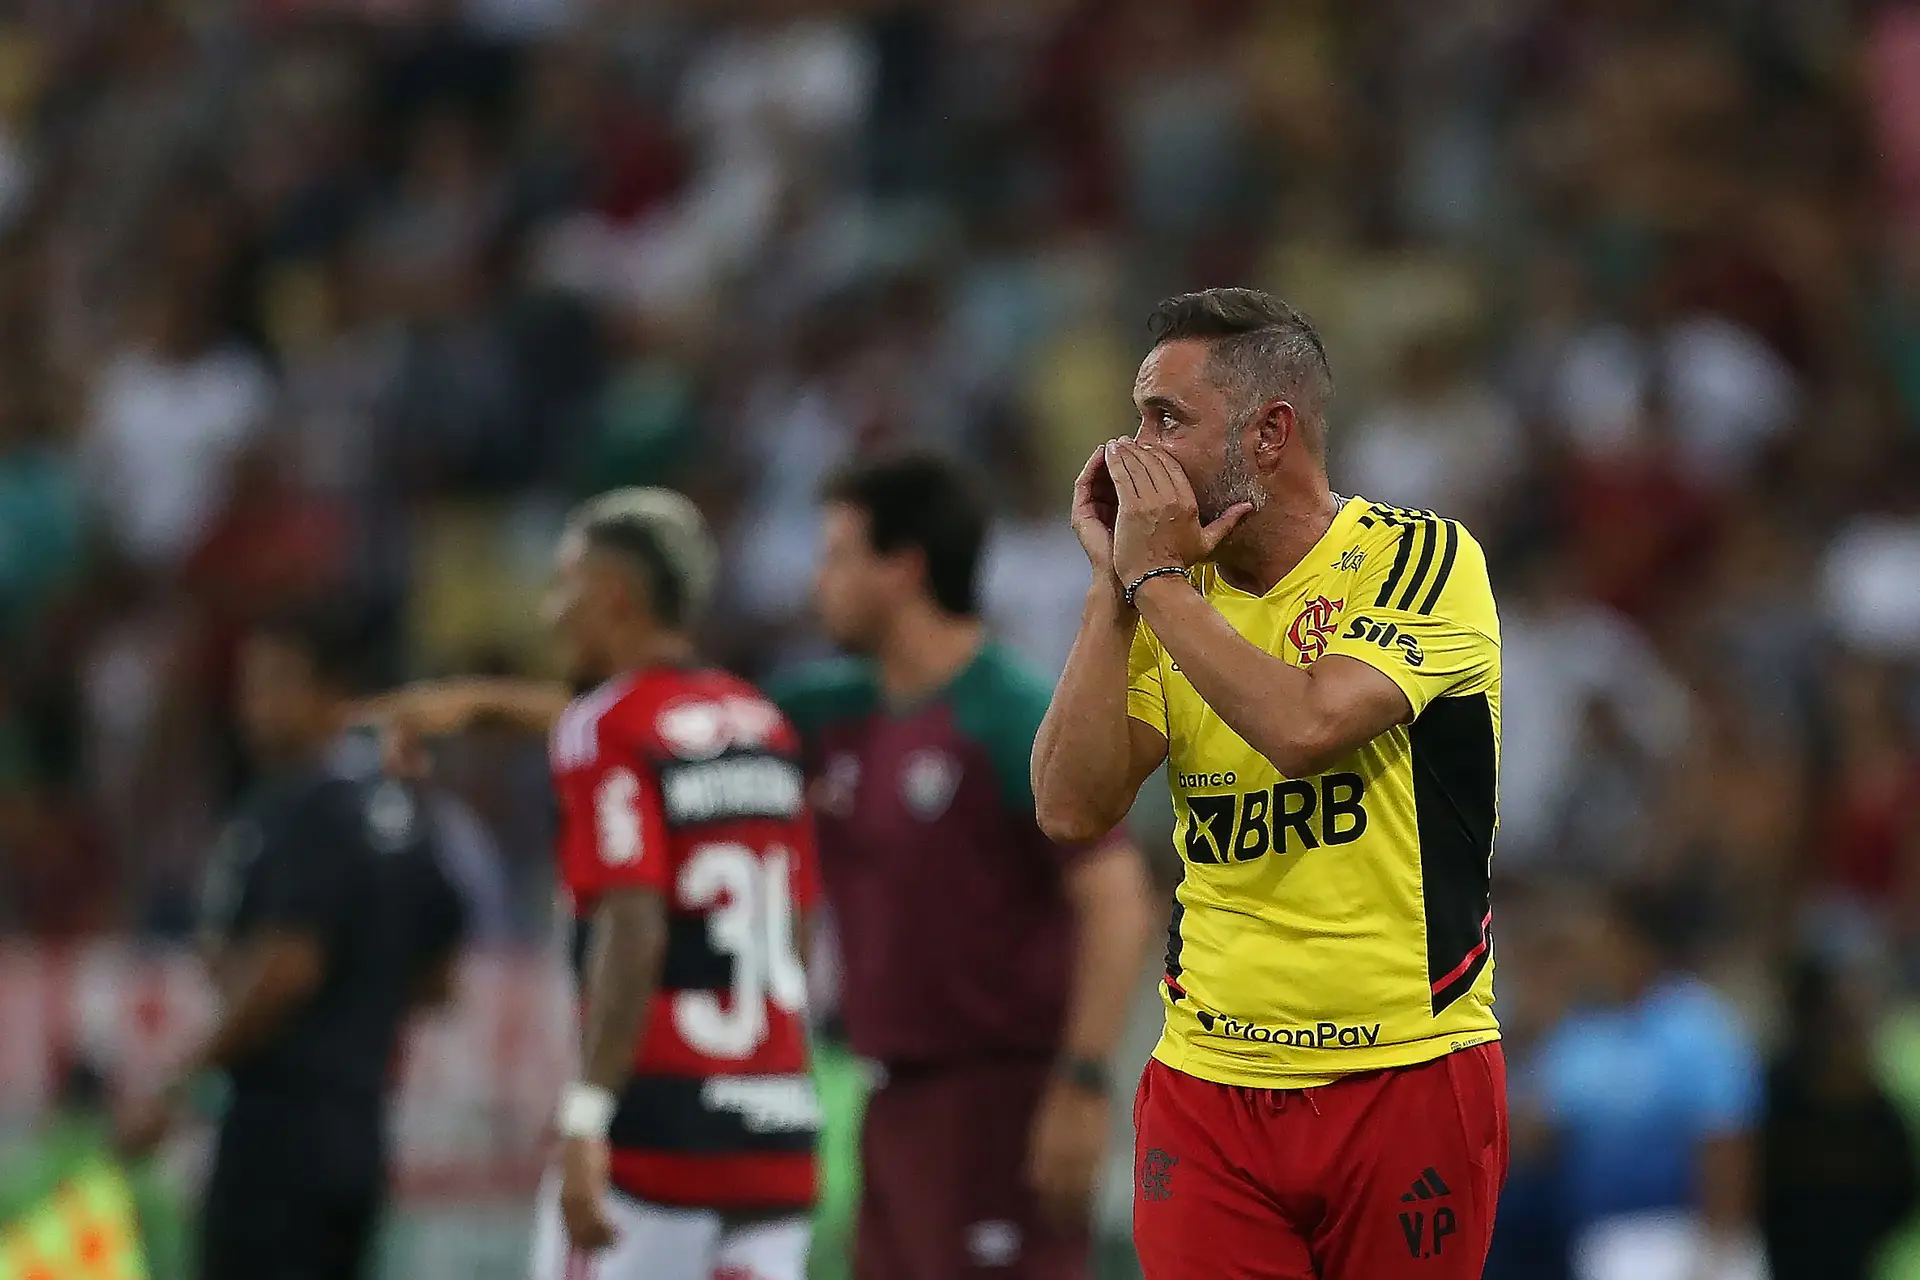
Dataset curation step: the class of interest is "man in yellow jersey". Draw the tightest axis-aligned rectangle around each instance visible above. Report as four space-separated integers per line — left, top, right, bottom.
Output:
1032 288 1506 1280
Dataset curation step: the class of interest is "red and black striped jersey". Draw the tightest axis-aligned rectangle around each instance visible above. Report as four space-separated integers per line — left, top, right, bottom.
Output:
552 665 819 1211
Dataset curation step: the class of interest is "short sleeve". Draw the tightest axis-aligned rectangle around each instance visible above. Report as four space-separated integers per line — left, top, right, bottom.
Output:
1321 517 1499 717
764 660 880 756
1127 621 1168 736
575 740 674 898
950 649 1110 871
955 655 1050 815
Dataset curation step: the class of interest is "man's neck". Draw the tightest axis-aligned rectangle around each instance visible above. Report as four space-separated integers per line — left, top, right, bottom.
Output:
1211 478 1343 597
275 713 351 774
611 631 698 678
876 607 985 706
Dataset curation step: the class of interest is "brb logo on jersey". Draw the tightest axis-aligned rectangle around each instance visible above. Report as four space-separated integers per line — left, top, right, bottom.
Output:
1288 596 1344 665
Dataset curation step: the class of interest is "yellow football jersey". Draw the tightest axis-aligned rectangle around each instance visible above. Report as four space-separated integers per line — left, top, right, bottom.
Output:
1128 495 1501 1087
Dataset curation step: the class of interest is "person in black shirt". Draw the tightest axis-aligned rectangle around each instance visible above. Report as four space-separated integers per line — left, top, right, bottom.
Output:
1762 958 1918 1280
120 605 467 1280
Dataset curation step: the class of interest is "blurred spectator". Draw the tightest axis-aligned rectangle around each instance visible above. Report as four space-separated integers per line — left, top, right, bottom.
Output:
1339 327 1523 527
1498 543 1690 869
0 359 85 643
0 1060 188 1280
79 270 271 576
1527 887 1765 1280
1822 509 1920 659
1815 656 1920 903
1762 959 1918 1280
981 436 1090 677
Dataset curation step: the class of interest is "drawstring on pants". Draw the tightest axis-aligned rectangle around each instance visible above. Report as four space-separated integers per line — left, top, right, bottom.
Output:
1255 1087 1322 1117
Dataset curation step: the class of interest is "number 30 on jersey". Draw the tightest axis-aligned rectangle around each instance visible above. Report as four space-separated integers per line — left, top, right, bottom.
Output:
676 842 807 1059
592 767 807 1060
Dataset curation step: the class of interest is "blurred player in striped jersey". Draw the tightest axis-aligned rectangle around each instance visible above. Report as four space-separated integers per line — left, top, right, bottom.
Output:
372 467 1158 1279
368 489 820 1280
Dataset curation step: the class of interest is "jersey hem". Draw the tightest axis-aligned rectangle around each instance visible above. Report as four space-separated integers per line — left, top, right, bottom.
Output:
1151 1027 1501 1089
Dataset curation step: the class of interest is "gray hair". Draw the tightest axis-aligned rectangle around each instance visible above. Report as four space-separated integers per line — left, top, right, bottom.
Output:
1148 288 1334 444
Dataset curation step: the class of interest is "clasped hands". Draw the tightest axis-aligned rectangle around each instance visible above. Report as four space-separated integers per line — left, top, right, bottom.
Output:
1070 437 1253 595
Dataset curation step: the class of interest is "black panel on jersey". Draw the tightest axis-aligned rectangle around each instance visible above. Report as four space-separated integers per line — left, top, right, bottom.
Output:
654 751 805 827
1410 694 1497 1015
1164 897 1187 993
572 910 733 992
1182 794 1235 864
609 1075 819 1155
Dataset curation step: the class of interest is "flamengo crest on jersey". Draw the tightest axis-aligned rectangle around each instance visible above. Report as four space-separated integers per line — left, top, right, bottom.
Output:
1129 497 1502 1088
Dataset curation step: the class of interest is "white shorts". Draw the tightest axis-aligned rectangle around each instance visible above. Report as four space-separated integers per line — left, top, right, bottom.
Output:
528 1171 810 1280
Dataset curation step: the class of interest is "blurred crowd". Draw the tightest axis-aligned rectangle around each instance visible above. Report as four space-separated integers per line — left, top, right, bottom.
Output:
3 0 1920 1272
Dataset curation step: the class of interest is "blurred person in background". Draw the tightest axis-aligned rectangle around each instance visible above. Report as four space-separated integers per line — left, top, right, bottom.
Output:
1525 887 1763 1280
366 489 823 1280
0 1059 188 1280
1484 888 1583 1280
364 462 1156 1279
769 453 1157 1280
117 603 467 1280
982 433 1100 678
1338 325 1523 531
1761 957 1917 1280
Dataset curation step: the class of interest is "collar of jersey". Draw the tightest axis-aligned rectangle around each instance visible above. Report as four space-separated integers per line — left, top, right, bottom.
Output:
880 638 990 719
1197 495 1366 601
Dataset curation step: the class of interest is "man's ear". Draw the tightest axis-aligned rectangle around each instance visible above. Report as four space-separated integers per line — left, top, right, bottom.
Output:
890 545 932 601
1252 399 1297 469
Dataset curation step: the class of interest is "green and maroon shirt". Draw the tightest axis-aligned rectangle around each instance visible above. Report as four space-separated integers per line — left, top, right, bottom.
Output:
771 643 1098 1069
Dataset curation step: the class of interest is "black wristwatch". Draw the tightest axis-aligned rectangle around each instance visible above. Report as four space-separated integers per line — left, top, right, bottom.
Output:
1054 1055 1112 1096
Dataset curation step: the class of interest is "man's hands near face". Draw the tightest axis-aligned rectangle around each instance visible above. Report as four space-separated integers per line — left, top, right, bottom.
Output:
1107 439 1254 587
1071 443 1124 593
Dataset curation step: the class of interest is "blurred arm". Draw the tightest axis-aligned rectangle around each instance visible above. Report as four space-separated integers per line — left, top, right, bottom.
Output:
358 678 573 776
356 678 573 739
1058 839 1158 1065
578 888 669 1096
1698 1131 1756 1235
1032 587 1167 842
189 932 326 1074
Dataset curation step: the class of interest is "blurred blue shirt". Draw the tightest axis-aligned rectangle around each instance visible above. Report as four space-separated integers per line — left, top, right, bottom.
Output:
1531 974 1762 1226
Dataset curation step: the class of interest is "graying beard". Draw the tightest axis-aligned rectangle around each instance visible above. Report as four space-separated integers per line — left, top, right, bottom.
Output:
1197 420 1267 523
